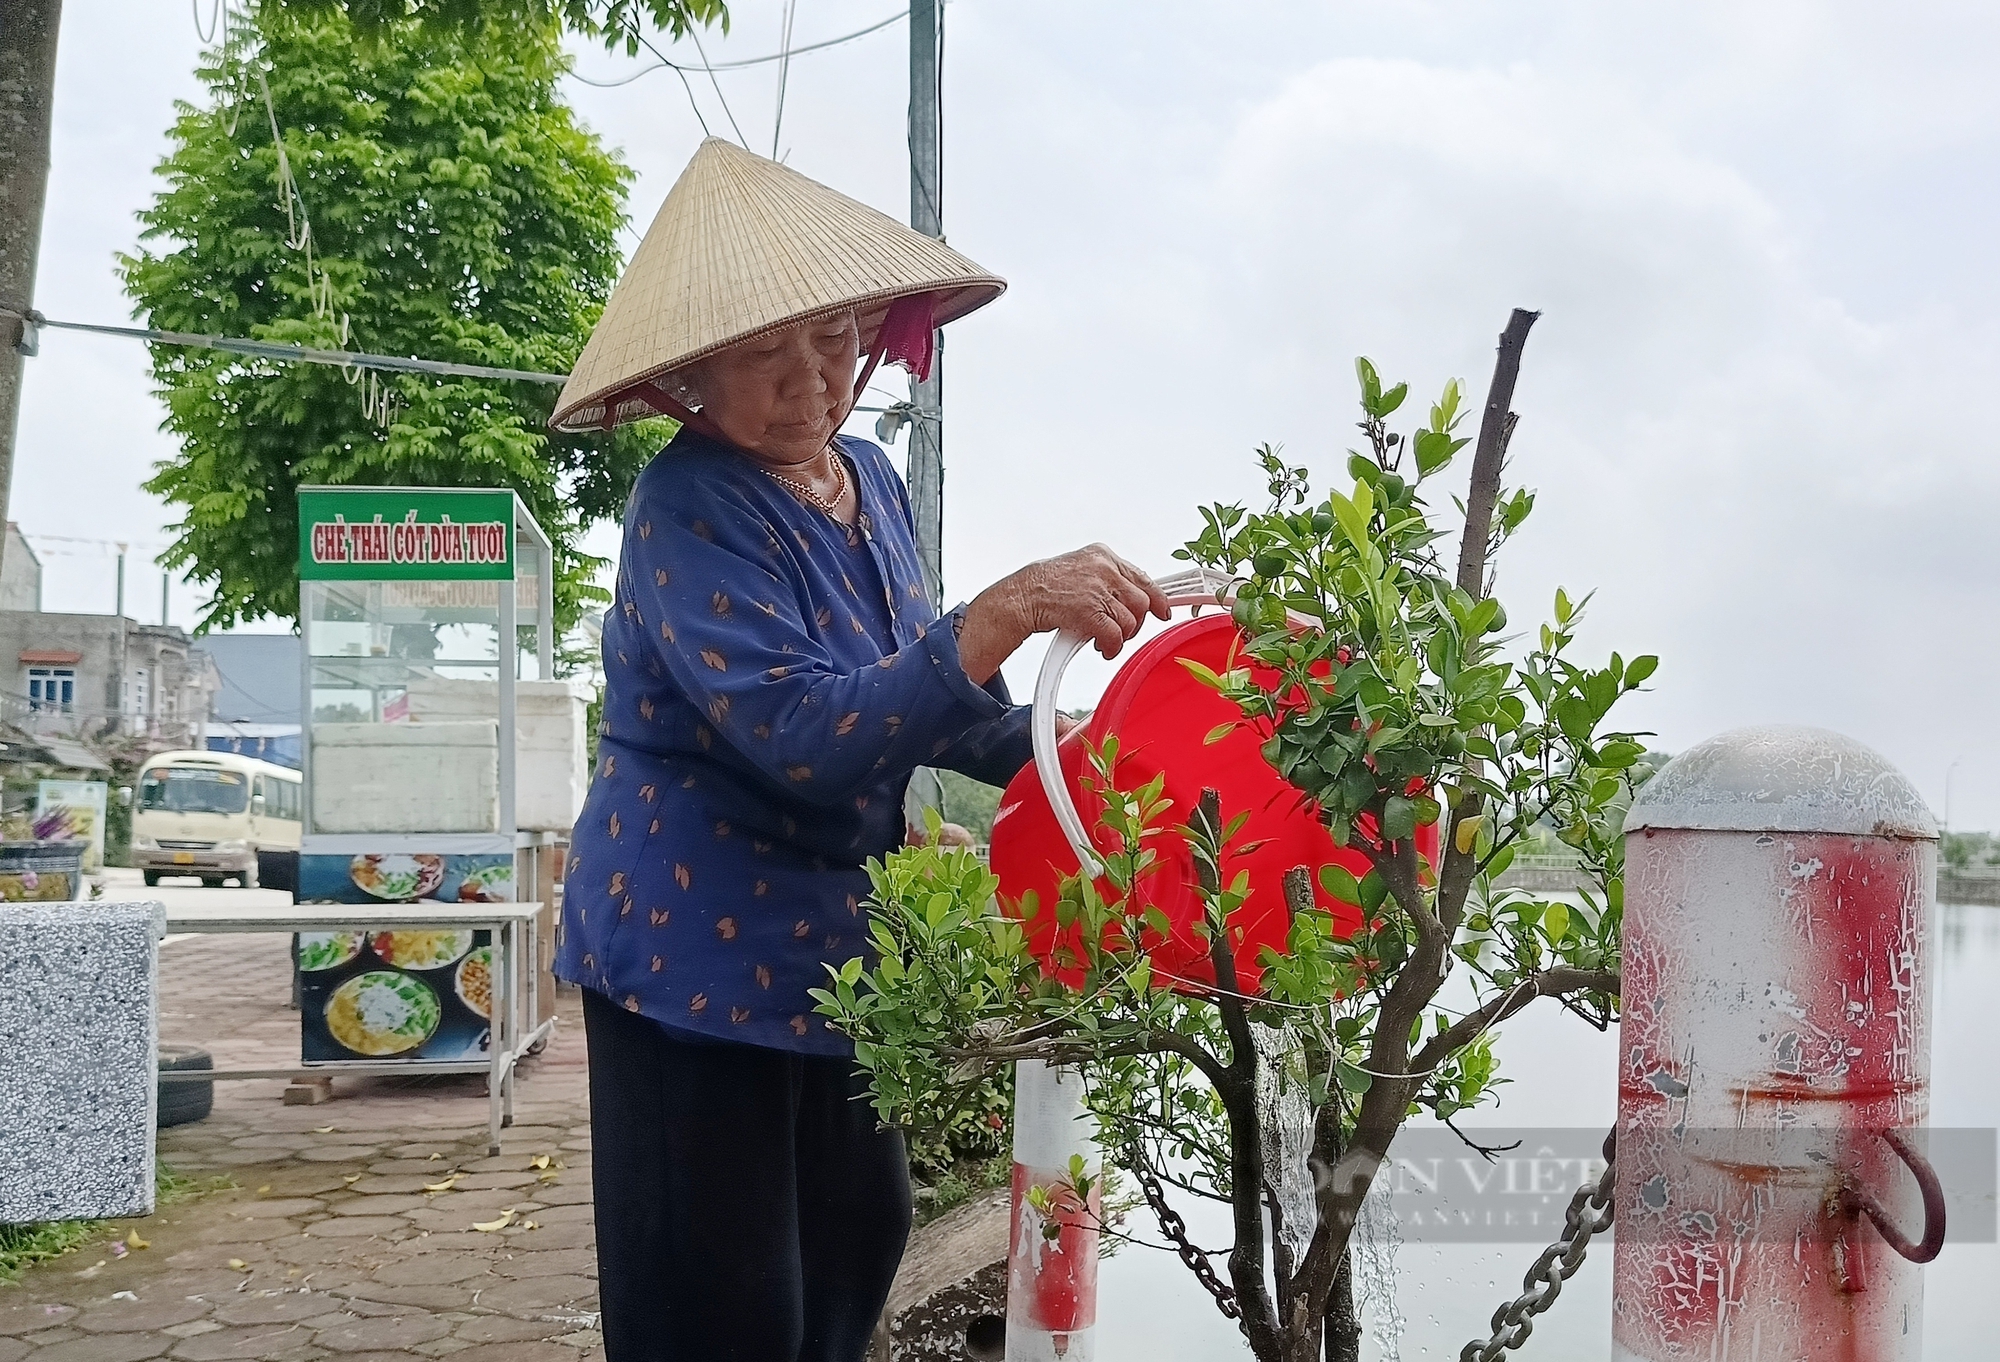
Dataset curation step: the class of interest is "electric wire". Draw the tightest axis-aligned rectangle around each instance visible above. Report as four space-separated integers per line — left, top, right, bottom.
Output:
565 8 907 87
681 24 748 147
192 0 223 44
3 311 568 385
771 0 799 159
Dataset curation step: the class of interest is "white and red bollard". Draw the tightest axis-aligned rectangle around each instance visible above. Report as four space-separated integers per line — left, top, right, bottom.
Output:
1005 1059 1101 1361
1615 726 1946 1361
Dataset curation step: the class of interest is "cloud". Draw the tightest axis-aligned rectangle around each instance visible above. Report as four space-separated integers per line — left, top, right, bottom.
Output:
937 40 2000 818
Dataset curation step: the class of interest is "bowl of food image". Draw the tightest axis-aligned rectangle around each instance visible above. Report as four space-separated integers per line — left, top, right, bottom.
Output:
324 971 441 1056
297 932 366 973
368 930 475 971
455 946 494 1020
350 853 445 902
456 864 512 903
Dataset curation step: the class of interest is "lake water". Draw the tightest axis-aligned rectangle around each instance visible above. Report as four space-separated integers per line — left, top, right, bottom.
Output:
1089 901 2000 1361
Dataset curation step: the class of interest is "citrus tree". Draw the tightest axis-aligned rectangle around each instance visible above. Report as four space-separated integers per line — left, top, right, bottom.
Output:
815 314 1655 1362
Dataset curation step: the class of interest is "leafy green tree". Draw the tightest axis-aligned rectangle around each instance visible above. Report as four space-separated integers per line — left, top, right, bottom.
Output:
816 323 1655 1362
123 3 667 634
291 0 726 49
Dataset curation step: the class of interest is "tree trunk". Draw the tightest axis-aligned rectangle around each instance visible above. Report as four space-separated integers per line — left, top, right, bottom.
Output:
1325 1249 1361 1362
0 0 64 577
1453 308 1540 597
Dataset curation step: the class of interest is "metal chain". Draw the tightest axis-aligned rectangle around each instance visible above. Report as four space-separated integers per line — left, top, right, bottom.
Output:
1128 1148 1242 1320
1459 1129 1617 1362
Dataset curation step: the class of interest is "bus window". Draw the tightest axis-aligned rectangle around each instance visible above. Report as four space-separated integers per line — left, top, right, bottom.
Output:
140 767 249 815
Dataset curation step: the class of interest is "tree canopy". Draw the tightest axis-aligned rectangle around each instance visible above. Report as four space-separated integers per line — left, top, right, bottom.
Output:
123 3 667 635
285 0 728 49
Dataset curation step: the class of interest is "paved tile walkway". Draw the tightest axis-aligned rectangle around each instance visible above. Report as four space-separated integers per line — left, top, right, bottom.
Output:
3 928 602 1362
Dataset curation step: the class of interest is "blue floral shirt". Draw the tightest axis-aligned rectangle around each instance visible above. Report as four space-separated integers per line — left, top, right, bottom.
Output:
555 429 1031 1053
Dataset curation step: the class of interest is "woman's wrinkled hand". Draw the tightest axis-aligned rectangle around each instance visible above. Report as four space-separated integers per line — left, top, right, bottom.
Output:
957 545 1170 684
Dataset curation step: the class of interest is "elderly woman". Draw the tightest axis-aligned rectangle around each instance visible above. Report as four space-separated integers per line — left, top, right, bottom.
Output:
549 140 1166 1362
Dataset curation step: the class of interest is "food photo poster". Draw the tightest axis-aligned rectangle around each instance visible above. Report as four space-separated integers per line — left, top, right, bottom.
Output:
298 929 497 1063
295 852 513 1063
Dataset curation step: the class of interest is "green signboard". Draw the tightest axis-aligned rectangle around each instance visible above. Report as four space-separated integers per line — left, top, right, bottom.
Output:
298 488 516 581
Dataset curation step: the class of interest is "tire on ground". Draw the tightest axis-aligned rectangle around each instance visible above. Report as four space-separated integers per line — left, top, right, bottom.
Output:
158 1043 214 1128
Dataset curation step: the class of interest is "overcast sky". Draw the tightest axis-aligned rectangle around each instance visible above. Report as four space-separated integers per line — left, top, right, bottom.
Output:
16 0 2000 825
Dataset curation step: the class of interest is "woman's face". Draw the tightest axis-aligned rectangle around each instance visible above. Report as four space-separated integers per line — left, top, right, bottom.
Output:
690 313 861 465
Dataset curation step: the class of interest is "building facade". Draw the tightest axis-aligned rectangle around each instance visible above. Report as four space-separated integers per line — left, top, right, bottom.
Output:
1 525 43 612
0 609 220 753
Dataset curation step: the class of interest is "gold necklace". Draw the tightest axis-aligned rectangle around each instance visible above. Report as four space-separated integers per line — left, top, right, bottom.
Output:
760 449 849 519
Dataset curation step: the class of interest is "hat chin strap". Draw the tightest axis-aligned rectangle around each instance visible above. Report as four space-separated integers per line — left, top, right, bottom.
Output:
849 341 887 416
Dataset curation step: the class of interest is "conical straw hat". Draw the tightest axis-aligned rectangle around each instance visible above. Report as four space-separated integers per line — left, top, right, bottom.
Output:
551 138 1005 433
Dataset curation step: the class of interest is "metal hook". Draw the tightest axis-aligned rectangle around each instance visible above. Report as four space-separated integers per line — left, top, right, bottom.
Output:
1840 1126 1947 1266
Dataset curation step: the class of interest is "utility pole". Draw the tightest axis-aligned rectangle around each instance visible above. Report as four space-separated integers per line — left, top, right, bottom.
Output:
901 0 946 831
907 0 944 604
114 542 126 734
0 1 64 584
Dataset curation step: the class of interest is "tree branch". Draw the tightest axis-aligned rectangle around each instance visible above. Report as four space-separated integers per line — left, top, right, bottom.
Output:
940 1029 1234 1092
1454 308 1540 597
1435 798 1483 935
1191 788 1282 1358
1409 966 1620 1075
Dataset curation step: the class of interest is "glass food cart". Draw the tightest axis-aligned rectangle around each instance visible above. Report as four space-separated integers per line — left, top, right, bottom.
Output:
293 486 558 1070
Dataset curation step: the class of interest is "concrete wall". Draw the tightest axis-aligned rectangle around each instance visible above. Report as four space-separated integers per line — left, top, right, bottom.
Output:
0 609 217 747
0 524 41 612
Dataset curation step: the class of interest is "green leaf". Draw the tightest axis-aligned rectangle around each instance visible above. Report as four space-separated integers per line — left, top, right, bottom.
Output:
1355 356 1382 410
1203 722 1237 746
1319 863 1363 904
1544 901 1570 942
1381 795 1418 842
1624 655 1660 687
1337 1061 1373 1094
1177 657 1225 689
1357 869 1388 912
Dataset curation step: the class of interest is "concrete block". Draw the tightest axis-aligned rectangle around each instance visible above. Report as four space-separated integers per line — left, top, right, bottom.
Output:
312 720 498 834
0 900 161 1224
406 678 590 831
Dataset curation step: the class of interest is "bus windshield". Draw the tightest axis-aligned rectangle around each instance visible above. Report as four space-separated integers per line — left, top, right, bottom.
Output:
140 767 250 816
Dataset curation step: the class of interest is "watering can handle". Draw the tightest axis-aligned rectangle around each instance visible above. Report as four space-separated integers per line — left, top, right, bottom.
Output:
1029 567 1241 878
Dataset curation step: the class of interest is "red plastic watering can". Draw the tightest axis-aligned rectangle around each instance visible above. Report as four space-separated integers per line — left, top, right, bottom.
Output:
988 569 1439 994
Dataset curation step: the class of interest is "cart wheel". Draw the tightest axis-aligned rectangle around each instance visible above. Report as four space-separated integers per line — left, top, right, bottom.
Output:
158 1044 214 1128
143 871 161 887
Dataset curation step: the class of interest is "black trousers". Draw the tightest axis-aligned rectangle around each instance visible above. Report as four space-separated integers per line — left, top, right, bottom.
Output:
582 989 913 1362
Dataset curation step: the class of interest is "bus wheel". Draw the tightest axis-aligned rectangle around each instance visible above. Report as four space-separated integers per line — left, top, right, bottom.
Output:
202 877 224 888
143 871 161 887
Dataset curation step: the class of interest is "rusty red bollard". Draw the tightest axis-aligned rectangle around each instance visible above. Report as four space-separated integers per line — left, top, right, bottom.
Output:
1005 1059 1100 1361
1615 726 1946 1361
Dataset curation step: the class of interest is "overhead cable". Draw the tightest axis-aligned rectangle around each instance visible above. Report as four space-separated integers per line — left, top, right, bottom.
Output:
569 8 907 88
4 310 568 386
771 0 799 159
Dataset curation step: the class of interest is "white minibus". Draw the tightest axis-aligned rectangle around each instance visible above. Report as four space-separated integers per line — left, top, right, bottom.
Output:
131 750 302 889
